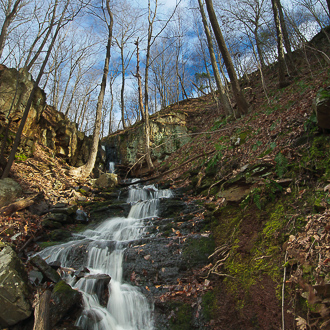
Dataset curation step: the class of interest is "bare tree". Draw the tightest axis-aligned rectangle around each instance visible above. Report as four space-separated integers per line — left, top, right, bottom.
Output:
70 0 114 179
2 0 71 179
271 0 290 88
113 1 141 129
197 0 233 115
205 0 250 117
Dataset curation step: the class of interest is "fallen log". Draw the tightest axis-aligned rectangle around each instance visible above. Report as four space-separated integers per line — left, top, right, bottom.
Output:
33 289 51 330
0 194 37 216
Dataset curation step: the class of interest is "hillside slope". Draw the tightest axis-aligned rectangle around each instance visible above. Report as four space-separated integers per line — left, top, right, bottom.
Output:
1 29 330 329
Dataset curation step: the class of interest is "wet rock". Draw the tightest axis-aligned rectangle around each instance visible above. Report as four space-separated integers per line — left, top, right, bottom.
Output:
28 269 43 285
0 178 22 208
83 274 111 306
30 255 61 283
49 280 82 327
76 208 89 222
0 243 32 327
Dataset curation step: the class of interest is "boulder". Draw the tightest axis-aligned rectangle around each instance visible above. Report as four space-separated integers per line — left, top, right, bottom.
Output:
30 255 61 283
0 178 22 208
94 173 118 189
49 280 82 327
0 243 32 327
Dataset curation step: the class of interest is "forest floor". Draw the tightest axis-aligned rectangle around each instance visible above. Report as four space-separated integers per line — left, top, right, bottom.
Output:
1 31 330 329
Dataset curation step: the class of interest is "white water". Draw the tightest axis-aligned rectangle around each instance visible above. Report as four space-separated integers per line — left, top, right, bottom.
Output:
109 162 115 173
37 182 172 330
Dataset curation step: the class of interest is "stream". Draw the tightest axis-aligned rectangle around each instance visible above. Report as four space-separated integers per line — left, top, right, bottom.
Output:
37 181 173 330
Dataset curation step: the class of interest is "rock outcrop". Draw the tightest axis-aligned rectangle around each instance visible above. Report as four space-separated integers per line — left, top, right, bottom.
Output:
0 243 32 327
0 65 105 170
102 110 190 175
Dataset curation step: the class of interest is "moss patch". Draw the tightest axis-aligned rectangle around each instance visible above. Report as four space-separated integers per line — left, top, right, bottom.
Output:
168 302 193 330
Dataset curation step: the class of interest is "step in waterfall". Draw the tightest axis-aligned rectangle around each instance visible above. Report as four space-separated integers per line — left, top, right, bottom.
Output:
37 181 173 330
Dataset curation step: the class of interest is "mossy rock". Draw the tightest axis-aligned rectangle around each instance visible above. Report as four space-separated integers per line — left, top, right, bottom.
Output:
50 280 81 327
48 229 72 242
182 236 215 268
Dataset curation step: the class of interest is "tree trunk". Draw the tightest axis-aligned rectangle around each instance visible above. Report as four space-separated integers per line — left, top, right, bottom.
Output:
277 0 294 72
1 1 70 179
0 0 22 59
120 45 126 129
198 0 233 116
271 0 290 88
144 0 157 170
205 0 250 117
135 38 145 122
70 0 114 179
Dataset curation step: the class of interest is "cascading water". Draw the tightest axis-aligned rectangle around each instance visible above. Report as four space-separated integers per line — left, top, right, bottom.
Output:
109 162 115 173
37 181 172 330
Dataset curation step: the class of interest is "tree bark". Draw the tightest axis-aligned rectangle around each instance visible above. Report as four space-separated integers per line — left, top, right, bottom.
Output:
144 0 157 170
120 45 126 129
205 0 250 117
70 0 114 179
198 0 233 116
33 290 51 330
271 0 290 88
277 0 294 72
135 38 145 122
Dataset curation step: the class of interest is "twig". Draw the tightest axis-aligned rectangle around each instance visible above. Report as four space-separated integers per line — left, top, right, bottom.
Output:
212 272 235 279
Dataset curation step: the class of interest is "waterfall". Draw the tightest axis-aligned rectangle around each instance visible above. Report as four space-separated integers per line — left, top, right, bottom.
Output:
37 182 173 330
109 162 115 173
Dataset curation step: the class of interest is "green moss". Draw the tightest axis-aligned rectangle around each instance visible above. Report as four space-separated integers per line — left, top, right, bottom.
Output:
168 302 193 330
202 291 216 321
38 241 61 249
182 236 215 268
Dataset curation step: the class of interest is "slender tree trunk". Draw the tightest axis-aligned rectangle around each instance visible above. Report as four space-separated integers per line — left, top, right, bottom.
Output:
2 1 70 179
120 45 126 129
271 0 290 88
198 0 233 116
0 0 22 59
108 83 114 135
134 38 145 122
254 28 266 69
277 0 295 72
205 0 250 117
144 0 156 170
70 0 114 179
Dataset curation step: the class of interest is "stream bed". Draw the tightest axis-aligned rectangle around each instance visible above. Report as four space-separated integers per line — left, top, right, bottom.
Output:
37 181 212 330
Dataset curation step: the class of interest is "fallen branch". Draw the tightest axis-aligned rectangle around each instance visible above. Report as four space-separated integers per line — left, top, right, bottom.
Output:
120 149 216 187
0 194 38 216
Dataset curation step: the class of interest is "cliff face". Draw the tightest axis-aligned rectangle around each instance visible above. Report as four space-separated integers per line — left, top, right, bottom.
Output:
0 65 105 171
0 65 191 176
102 110 190 175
